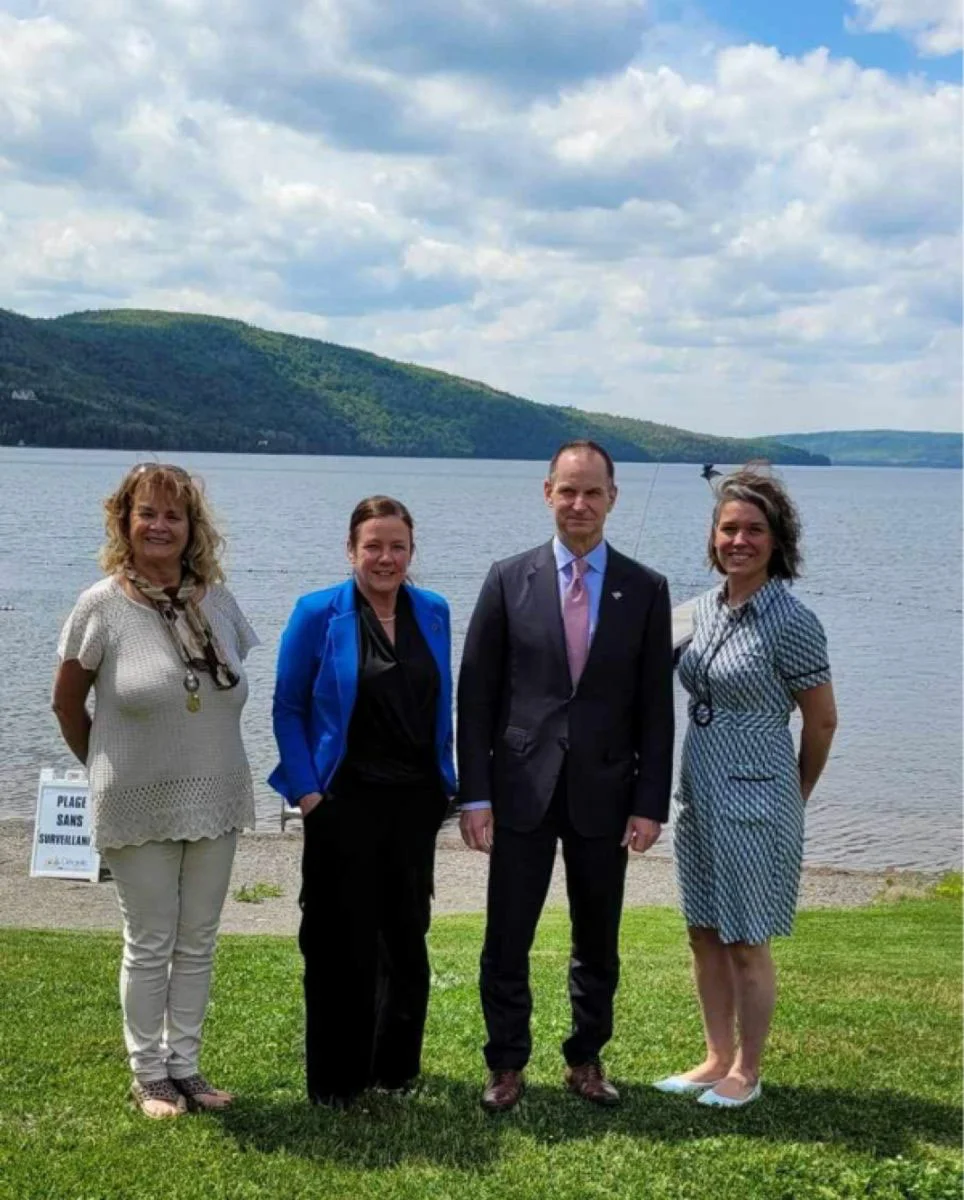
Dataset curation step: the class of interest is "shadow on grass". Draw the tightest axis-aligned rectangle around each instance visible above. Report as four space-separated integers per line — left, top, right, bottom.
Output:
217 1076 961 1169
603 1082 962 1156
218 1077 504 1170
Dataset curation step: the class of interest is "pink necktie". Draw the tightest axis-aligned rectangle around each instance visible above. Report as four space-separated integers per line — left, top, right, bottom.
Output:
563 557 590 686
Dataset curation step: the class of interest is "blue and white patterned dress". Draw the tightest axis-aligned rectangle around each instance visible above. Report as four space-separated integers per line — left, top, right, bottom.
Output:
674 577 832 945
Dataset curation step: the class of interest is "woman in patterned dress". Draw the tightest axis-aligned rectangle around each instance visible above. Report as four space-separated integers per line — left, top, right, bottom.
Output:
53 464 258 1119
655 467 837 1108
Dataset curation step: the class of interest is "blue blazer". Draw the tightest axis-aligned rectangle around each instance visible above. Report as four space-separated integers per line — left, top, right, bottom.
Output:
269 579 457 806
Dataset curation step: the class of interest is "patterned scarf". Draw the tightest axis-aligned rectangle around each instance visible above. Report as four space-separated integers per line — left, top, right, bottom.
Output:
124 567 240 690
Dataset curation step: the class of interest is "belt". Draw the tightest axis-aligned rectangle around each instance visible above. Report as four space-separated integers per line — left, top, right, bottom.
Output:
688 705 788 732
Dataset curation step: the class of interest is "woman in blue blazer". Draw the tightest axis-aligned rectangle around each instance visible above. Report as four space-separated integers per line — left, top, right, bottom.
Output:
270 495 456 1107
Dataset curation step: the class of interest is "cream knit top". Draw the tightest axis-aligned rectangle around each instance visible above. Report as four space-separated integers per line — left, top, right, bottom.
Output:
58 577 259 850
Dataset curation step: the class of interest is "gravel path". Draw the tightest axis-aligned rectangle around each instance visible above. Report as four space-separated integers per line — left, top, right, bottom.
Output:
0 818 938 936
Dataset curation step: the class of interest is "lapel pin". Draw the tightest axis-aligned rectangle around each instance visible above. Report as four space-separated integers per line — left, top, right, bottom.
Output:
612 591 623 600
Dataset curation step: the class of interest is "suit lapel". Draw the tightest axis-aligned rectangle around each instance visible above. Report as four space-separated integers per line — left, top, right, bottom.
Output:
581 546 631 685
408 585 451 757
328 581 359 738
528 541 572 692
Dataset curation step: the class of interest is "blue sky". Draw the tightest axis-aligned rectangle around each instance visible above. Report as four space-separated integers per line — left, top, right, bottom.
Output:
0 0 960 434
681 0 962 80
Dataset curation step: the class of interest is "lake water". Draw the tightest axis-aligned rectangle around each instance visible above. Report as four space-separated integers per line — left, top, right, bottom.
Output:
0 447 960 871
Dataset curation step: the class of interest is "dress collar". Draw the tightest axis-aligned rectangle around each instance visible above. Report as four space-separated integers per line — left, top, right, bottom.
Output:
716 575 785 616
552 535 608 576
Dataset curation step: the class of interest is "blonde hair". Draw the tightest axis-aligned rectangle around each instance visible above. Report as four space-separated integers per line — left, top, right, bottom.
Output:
100 463 226 584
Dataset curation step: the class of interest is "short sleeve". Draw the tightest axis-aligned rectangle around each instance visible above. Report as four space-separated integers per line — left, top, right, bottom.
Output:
213 586 260 661
775 603 831 693
57 590 107 673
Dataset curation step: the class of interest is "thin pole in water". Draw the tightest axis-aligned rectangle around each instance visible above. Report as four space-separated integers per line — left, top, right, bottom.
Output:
631 457 662 560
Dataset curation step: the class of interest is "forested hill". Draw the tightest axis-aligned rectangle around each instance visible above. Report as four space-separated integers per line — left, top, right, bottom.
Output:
775 430 962 469
0 308 827 465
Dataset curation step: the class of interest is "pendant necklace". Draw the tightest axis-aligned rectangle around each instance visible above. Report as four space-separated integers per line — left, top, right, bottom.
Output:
183 669 202 713
689 602 746 727
156 604 203 714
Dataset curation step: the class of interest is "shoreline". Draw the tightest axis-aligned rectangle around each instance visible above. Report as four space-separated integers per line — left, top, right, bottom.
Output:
0 818 942 936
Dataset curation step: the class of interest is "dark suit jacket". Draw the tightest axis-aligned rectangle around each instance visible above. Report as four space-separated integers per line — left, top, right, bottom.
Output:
457 540 674 837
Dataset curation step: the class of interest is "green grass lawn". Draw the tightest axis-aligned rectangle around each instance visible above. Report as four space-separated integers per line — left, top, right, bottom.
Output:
0 899 960 1200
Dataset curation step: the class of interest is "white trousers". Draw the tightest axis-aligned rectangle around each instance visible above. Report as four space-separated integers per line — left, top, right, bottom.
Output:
103 832 237 1083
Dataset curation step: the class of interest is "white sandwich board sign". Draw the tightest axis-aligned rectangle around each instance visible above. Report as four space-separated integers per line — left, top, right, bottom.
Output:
29 768 101 882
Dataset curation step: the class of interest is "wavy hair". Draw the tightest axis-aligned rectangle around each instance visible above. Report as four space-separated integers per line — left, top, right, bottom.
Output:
100 463 226 584
707 463 802 581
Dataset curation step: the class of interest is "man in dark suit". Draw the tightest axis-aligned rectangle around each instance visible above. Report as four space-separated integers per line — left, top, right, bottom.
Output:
458 439 674 1112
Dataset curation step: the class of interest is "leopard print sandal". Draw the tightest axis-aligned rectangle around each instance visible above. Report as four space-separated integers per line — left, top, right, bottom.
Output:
170 1073 233 1112
130 1078 187 1119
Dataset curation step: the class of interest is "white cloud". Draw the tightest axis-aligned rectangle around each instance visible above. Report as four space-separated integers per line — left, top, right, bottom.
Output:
848 0 963 56
0 1 959 434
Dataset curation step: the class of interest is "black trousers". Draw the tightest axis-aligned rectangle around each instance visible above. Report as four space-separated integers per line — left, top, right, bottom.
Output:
480 773 628 1071
299 788 442 1103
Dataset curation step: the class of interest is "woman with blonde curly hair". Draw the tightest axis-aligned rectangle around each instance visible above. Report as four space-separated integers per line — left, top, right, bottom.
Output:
52 463 259 1119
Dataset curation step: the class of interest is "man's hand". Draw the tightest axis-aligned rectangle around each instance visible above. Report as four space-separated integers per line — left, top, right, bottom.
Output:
621 816 661 854
298 791 324 818
460 807 494 853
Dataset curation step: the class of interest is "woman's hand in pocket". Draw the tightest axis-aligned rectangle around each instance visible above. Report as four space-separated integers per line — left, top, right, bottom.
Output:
299 791 324 818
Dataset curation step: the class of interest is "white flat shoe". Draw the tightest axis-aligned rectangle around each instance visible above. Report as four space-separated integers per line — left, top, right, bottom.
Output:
652 1074 724 1095
697 1081 762 1108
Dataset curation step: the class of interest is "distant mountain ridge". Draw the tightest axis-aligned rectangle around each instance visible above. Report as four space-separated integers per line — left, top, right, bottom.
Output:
0 307 827 466
775 430 961 469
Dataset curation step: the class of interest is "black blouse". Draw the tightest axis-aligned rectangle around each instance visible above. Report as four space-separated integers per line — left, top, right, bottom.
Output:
330 586 441 795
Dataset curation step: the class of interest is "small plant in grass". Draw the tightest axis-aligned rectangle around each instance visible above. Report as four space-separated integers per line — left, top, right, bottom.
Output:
876 870 946 904
932 871 963 900
233 881 284 904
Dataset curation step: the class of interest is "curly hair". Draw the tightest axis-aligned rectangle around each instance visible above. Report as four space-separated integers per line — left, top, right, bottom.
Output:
100 463 226 584
707 463 803 581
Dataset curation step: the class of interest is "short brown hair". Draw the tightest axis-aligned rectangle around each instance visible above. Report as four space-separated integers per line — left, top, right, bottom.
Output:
548 439 615 485
100 463 226 583
348 495 415 549
708 464 802 580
